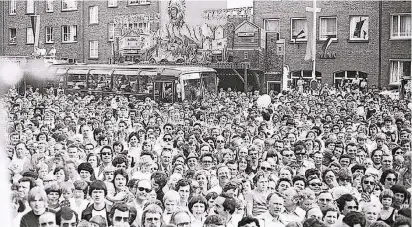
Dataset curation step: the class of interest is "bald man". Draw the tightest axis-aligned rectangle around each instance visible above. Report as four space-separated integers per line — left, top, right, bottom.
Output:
39 212 57 227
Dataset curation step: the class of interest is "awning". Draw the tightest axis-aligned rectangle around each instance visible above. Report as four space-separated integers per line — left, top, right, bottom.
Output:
140 70 158 76
89 69 112 75
181 73 201 80
113 70 141 76
67 69 89 75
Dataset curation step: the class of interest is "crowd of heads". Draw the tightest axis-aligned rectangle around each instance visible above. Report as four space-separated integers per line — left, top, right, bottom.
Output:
3 84 412 227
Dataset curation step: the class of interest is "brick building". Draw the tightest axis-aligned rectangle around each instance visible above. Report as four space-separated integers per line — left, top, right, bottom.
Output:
253 0 411 91
0 0 160 63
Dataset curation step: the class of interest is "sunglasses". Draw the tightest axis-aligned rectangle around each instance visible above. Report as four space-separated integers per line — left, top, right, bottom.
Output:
216 140 224 143
114 216 130 223
363 180 374 185
163 138 172 142
260 167 273 171
386 178 397 182
339 178 352 182
101 152 111 156
138 187 152 193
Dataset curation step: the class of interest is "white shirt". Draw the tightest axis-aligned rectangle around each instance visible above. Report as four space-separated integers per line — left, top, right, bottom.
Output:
91 206 108 226
282 206 306 225
257 211 286 227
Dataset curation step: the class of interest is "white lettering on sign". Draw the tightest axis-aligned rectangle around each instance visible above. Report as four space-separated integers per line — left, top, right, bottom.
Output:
238 32 254 37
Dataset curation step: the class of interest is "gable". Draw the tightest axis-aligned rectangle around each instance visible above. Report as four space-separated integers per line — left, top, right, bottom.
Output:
235 21 259 34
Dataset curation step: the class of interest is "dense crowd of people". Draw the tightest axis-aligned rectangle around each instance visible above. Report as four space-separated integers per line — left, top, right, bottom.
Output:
3 83 412 227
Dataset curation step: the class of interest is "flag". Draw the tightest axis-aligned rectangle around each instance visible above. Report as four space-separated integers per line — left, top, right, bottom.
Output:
354 18 366 38
30 15 40 49
321 35 334 55
293 30 305 43
304 10 314 61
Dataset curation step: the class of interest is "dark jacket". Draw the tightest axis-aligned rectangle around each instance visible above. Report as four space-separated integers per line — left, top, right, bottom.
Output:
81 203 113 226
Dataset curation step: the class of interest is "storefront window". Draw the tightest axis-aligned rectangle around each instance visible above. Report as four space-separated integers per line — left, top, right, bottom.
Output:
66 74 87 89
88 72 112 91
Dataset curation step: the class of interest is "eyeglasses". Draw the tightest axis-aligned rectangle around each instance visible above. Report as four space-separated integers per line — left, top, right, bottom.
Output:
386 178 397 182
146 217 160 222
138 187 152 193
363 180 374 185
339 178 352 182
114 216 130 223
347 206 358 210
101 152 111 156
310 182 322 187
260 167 273 171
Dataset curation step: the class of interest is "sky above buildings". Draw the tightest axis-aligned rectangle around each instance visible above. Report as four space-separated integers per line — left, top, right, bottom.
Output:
227 0 253 8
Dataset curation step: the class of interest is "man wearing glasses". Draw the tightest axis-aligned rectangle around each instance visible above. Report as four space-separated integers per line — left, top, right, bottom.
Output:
108 202 136 227
292 144 314 176
96 146 114 180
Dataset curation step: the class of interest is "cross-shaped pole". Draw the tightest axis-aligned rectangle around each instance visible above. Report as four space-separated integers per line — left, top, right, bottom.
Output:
306 0 321 80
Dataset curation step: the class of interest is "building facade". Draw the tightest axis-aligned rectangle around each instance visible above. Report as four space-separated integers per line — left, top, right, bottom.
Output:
253 0 411 90
0 0 227 64
1 0 410 91
1 0 160 63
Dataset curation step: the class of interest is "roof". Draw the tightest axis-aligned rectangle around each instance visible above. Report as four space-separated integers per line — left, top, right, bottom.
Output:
49 64 217 75
234 20 260 32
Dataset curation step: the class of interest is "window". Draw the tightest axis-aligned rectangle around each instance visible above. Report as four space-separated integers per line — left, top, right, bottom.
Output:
108 0 117 7
108 23 115 41
391 14 411 39
9 28 17 44
320 17 337 40
128 0 150 5
46 26 54 43
9 0 16 15
62 25 77 43
244 52 248 60
349 16 369 41
264 19 280 33
46 0 53 12
390 60 411 85
62 0 77 11
27 28 34 44
89 6 98 24
89 41 99 58
333 71 368 88
291 18 307 42
27 0 34 14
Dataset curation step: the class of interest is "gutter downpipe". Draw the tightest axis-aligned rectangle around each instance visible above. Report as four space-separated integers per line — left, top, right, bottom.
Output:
378 1 382 89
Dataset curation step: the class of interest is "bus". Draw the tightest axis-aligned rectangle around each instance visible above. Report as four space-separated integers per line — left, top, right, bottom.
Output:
37 64 217 103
